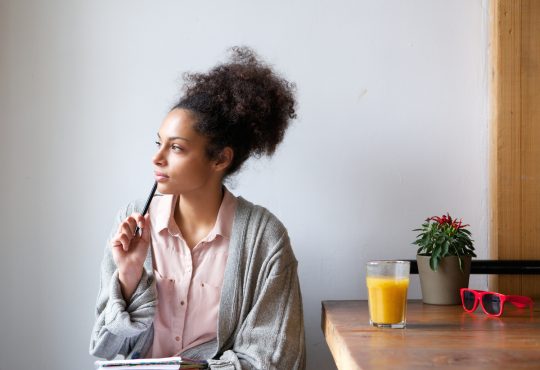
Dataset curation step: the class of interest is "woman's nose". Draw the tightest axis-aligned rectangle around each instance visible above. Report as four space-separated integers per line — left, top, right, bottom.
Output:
152 148 166 166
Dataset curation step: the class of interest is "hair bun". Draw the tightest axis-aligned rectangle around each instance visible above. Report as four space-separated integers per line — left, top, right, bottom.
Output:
175 46 297 177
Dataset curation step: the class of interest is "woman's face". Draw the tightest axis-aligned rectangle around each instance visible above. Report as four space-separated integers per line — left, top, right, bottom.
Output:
153 108 221 195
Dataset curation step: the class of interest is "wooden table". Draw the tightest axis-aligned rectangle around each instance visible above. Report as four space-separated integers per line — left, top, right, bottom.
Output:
322 300 540 369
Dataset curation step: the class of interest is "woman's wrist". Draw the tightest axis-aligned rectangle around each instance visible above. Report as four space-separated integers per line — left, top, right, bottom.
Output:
118 268 143 301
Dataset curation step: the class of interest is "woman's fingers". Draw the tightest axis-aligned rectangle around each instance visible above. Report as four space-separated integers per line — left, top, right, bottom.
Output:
110 213 150 275
123 215 139 235
112 213 144 251
111 231 125 248
140 214 151 243
119 233 131 251
135 214 145 230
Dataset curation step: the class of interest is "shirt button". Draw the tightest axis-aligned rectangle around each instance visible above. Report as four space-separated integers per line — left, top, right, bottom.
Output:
180 301 185 306
175 336 180 341
201 283 204 287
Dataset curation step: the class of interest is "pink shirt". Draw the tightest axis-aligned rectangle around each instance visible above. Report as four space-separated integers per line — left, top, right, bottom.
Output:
148 189 237 357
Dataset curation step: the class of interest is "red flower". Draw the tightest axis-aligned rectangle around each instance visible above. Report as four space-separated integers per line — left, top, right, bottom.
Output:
430 213 469 230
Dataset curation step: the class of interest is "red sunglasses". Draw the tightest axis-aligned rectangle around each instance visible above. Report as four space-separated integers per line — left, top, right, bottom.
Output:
460 288 534 317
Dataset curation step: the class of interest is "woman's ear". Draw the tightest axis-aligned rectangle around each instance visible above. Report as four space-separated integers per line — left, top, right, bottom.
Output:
214 147 234 173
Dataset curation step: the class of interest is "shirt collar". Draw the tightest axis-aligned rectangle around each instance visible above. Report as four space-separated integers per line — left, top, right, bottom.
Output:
205 187 237 241
153 188 237 241
154 194 178 234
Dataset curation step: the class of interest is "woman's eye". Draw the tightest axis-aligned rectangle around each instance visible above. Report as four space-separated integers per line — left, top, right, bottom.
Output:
155 141 162 147
171 144 183 152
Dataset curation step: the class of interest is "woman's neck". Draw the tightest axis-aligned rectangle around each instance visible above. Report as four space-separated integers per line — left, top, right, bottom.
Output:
173 184 224 248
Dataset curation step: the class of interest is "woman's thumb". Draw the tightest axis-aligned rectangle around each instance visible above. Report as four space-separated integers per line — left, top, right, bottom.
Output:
140 214 151 243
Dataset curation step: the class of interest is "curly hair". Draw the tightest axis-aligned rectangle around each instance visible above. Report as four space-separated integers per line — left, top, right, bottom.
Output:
173 46 297 177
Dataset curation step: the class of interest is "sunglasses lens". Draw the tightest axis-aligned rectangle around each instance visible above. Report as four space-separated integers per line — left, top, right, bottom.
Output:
462 290 476 310
482 294 501 315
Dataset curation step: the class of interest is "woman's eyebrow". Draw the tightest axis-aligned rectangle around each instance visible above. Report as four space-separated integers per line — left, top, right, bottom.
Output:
157 133 191 142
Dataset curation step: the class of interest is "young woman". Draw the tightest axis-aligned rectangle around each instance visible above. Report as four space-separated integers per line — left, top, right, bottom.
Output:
89 47 305 370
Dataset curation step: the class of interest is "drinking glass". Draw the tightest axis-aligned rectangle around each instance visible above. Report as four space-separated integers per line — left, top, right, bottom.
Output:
366 260 410 328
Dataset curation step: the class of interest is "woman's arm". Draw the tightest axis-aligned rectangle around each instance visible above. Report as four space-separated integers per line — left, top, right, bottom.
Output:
89 203 157 360
207 233 306 370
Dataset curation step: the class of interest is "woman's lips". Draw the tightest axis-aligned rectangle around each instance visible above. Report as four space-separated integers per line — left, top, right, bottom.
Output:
154 172 169 182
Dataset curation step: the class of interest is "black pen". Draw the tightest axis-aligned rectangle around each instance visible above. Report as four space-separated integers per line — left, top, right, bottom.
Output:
134 181 157 236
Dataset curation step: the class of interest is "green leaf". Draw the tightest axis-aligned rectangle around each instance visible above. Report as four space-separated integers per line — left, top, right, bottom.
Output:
442 240 450 257
458 256 464 271
429 255 439 271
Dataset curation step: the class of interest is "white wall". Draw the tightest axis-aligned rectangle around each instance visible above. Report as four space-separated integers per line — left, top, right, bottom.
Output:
0 1 490 369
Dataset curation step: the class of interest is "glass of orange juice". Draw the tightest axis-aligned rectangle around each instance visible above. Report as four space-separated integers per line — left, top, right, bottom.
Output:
366 260 410 328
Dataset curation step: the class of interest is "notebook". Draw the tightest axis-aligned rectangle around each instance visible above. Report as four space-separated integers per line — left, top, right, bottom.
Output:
94 356 207 370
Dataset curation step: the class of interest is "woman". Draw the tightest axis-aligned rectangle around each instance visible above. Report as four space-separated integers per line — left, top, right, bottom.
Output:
89 47 306 370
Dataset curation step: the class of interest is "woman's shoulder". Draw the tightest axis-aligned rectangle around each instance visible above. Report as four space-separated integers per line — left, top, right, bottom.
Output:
237 196 286 228
233 196 297 273
234 196 290 246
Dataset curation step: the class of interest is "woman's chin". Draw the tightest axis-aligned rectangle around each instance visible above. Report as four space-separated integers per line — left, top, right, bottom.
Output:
156 183 174 194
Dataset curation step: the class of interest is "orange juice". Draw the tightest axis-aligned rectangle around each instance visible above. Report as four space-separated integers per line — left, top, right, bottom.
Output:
366 276 409 324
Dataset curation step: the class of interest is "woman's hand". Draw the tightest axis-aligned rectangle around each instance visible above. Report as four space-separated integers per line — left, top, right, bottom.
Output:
110 213 151 301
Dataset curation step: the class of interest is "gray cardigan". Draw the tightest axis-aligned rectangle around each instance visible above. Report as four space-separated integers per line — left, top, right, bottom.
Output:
89 196 306 370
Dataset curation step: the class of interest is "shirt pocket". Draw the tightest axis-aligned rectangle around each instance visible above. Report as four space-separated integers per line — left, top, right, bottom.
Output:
153 269 175 327
190 278 222 327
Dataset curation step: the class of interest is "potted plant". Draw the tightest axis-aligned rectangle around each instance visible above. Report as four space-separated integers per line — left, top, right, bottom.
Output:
413 213 476 305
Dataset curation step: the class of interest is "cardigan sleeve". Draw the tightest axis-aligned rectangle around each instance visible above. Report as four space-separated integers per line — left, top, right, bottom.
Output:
89 203 157 360
207 235 306 370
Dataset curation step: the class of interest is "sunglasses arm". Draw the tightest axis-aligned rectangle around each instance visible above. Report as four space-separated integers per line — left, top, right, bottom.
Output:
507 295 534 308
